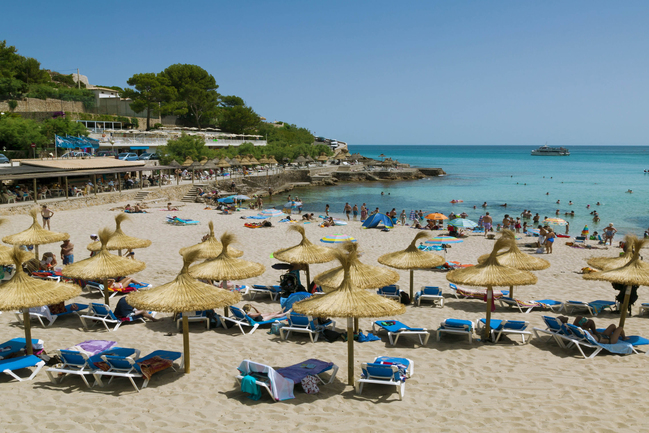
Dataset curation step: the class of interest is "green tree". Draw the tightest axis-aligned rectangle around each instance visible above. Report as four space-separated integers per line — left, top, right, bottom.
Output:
160 64 220 129
16 57 49 85
0 116 47 154
220 95 245 108
0 77 27 100
120 72 176 130
217 104 261 134
0 41 24 80
157 133 215 164
40 118 88 141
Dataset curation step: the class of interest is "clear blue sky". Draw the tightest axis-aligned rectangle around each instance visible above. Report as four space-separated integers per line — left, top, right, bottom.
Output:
3 1 649 145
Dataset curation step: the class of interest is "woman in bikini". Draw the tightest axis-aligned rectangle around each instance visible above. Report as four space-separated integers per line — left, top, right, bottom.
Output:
559 316 626 343
242 304 287 321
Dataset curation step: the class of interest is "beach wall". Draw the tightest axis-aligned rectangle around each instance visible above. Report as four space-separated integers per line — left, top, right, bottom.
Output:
0 98 85 114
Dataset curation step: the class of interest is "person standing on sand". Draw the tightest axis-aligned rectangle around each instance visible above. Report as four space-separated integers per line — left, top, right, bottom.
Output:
352 204 358 221
482 213 493 235
400 210 406 226
545 228 556 254
61 239 74 265
344 203 352 220
360 204 367 220
325 204 330 216
41 205 54 230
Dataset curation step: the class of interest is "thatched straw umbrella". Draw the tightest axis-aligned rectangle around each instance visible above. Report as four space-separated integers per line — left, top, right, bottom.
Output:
314 242 399 292
317 154 329 162
587 234 637 271
64 228 146 305
268 157 278 165
240 157 252 166
293 249 405 385
181 157 193 167
168 160 181 168
477 230 550 298
0 219 33 265
127 250 240 373
583 237 649 327
258 156 269 165
294 155 307 166
0 247 81 354
248 156 260 165
190 232 265 282
447 238 537 341
377 232 445 299
87 214 152 256
179 221 243 259
218 158 231 169
273 225 337 288
305 155 315 163
2 208 69 259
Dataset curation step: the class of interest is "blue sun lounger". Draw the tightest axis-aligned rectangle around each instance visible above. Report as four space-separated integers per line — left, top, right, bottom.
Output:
46 347 139 388
279 313 335 343
564 324 634 359
377 285 400 300
372 320 430 346
414 286 444 307
92 350 183 392
564 300 617 316
437 319 475 343
219 306 286 335
477 319 532 343
0 355 45 382
15 303 89 327
0 338 44 360
532 316 574 348
355 357 413 400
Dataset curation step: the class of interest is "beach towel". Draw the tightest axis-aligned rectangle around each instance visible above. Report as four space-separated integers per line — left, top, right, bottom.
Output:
240 374 262 400
276 359 333 384
137 355 173 380
357 331 381 342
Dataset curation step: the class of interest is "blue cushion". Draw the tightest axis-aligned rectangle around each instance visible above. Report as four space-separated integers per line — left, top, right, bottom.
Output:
442 319 472 329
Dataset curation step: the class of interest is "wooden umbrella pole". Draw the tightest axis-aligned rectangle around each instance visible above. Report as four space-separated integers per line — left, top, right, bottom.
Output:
409 270 414 300
34 245 40 261
103 277 110 306
305 264 311 290
509 285 514 299
23 310 33 355
354 318 359 333
484 286 493 342
619 285 632 328
33 179 37 203
347 317 354 386
183 314 190 373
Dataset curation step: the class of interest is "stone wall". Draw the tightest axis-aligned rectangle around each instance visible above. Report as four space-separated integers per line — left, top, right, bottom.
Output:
0 98 84 113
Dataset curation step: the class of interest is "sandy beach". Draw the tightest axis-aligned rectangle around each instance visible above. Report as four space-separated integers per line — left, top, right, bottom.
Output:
2 200 649 432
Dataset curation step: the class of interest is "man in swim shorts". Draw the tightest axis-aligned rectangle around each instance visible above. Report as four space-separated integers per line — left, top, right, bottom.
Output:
41 205 54 230
482 213 493 235
344 203 352 221
604 223 617 246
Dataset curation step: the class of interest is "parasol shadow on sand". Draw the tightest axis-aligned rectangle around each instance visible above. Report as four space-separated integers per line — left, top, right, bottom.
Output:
477 230 549 298
587 234 637 271
447 237 537 341
377 232 445 299
63 228 146 305
87 213 152 256
272 225 337 288
0 247 81 354
314 242 399 292
2 208 69 259
293 249 405 386
178 221 243 259
583 237 649 328
127 250 241 374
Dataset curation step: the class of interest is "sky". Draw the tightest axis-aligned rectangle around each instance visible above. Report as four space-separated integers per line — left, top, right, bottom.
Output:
3 1 649 145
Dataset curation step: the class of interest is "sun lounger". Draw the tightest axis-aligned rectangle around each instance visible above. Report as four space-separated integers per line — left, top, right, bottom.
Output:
0 338 44 360
437 319 475 343
448 283 508 300
275 358 338 386
46 347 139 388
414 286 444 307
15 303 88 327
176 311 211 330
477 318 532 343
377 285 400 300
92 350 182 392
236 360 296 401
79 303 148 331
564 324 634 359
279 313 335 343
244 284 282 301
564 300 617 316
355 360 410 400
638 303 649 316
498 297 564 313
219 306 286 335
372 320 430 346
166 216 199 225
0 355 45 382
532 316 574 348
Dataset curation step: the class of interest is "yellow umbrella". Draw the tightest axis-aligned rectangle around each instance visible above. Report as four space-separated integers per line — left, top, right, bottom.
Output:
63 229 146 305
0 247 81 354
293 249 405 385
447 237 537 341
272 225 337 288
2 208 69 259
87 214 152 255
377 232 445 298
583 237 649 327
179 221 243 259
127 250 241 373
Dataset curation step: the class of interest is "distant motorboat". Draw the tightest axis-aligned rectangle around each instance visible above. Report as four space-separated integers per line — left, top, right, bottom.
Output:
531 145 570 156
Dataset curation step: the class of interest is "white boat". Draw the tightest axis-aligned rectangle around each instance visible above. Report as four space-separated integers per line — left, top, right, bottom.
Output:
531 145 570 156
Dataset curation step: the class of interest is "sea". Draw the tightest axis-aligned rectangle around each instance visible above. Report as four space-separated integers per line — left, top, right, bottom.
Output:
287 145 649 237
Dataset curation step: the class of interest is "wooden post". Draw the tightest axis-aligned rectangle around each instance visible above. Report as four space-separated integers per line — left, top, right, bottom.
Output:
354 318 359 333
118 174 122 193
183 314 190 373
103 277 110 306
93 175 97 196
191 169 195 184
65 177 68 199
23 310 33 355
33 179 37 203
347 317 354 386
509 285 514 299
409 269 414 300
139 171 143 189
305 264 311 290
619 285 632 328
484 286 493 342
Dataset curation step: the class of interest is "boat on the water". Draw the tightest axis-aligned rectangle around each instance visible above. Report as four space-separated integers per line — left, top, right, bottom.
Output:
531 145 570 156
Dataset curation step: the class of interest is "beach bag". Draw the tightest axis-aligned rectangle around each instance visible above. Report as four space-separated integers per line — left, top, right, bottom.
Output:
301 375 320 394
399 291 411 305
321 329 342 342
269 321 285 335
535 247 545 254
279 273 299 297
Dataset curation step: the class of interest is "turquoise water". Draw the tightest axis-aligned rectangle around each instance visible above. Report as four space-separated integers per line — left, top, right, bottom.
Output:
289 145 649 236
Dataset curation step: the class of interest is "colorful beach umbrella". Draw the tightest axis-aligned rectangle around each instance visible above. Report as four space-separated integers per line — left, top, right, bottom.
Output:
425 213 448 220
426 236 464 244
321 234 357 244
259 209 285 218
231 195 250 201
448 219 478 229
544 218 567 226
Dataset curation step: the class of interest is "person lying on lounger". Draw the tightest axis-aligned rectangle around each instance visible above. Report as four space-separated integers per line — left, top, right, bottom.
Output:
242 304 288 321
558 316 626 343
107 277 139 290
114 297 159 322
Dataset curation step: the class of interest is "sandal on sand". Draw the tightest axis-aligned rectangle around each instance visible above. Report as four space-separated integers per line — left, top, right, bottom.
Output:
164 332 175 337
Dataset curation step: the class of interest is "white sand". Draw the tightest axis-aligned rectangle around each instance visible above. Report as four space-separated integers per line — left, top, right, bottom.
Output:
2 200 649 432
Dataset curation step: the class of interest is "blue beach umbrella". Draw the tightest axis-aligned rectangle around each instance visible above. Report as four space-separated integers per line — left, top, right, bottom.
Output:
362 213 394 229
259 209 285 218
448 219 478 229
217 197 234 203
231 195 250 201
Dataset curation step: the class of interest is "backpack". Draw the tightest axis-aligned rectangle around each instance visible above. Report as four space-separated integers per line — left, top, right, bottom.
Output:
279 272 299 297
399 291 411 305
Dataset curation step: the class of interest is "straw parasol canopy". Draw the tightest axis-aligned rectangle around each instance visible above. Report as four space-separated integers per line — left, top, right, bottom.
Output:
317 153 329 162
314 242 399 292
178 221 243 259
127 250 241 374
377 232 445 298
248 156 259 165
240 156 252 165
447 237 537 341
258 155 269 165
182 157 194 167
477 230 549 298
272 225 337 287
305 155 315 163
293 248 405 385
0 247 81 355
295 155 307 165
0 218 33 265
87 213 152 254
268 157 278 165
3 208 69 259
587 234 637 271
229 159 241 167
65 228 146 305
168 160 181 167
218 158 231 168
583 237 649 327
190 232 265 281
